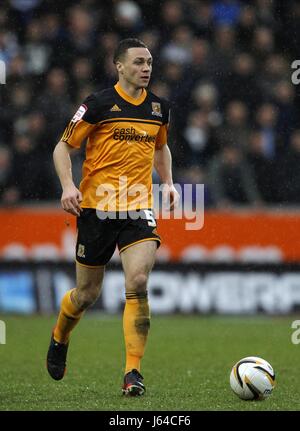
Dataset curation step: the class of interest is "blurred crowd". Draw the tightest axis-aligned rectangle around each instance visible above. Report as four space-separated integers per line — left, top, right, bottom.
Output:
0 0 300 208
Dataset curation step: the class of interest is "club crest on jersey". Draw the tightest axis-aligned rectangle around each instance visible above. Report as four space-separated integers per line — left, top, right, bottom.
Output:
151 102 162 117
71 104 87 122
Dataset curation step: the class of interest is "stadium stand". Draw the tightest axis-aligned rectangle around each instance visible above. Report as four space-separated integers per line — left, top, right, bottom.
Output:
0 0 300 208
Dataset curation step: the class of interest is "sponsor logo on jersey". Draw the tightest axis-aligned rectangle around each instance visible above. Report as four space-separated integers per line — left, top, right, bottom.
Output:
113 127 156 143
151 102 162 117
110 104 122 112
71 104 87 122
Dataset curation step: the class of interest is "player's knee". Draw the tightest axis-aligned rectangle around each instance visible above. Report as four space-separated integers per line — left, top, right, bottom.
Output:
75 283 100 310
77 291 99 310
127 273 148 294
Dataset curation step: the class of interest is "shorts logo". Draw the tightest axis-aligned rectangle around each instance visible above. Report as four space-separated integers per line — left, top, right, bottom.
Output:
77 244 86 258
71 104 87 122
151 102 162 117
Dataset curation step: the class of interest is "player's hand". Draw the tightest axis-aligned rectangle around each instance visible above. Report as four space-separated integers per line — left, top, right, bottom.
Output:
61 185 83 216
162 183 180 211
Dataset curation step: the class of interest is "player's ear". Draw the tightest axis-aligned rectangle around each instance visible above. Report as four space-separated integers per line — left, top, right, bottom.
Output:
116 61 124 75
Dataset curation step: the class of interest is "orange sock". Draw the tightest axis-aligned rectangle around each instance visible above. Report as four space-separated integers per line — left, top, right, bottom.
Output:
123 292 150 374
53 289 83 344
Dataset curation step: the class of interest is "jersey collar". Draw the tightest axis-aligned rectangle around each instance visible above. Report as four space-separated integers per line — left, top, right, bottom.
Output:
114 82 147 106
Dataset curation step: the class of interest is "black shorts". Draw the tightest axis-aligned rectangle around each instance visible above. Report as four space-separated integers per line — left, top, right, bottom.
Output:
76 208 161 267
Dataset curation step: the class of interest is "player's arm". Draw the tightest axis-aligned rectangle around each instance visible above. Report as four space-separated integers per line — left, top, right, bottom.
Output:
154 144 173 185
53 141 82 217
54 95 98 216
154 144 180 211
154 103 180 211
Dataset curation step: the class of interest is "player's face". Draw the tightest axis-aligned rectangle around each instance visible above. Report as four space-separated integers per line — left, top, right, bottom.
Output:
119 47 153 89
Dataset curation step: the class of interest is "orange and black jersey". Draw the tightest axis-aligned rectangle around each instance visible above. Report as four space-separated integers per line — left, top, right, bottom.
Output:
61 82 170 211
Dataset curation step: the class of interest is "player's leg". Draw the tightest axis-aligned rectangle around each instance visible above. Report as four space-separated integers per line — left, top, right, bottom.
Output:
120 240 157 395
54 263 105 343
47 263 104 380
47 208 117 380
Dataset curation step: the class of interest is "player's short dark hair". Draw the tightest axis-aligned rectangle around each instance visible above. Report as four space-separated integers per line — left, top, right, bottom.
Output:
113 38 148 64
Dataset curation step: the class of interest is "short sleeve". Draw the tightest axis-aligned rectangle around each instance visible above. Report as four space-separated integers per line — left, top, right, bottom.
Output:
60 94 99 149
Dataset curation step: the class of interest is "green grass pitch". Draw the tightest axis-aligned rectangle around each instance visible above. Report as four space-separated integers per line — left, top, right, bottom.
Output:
0 314 299 411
